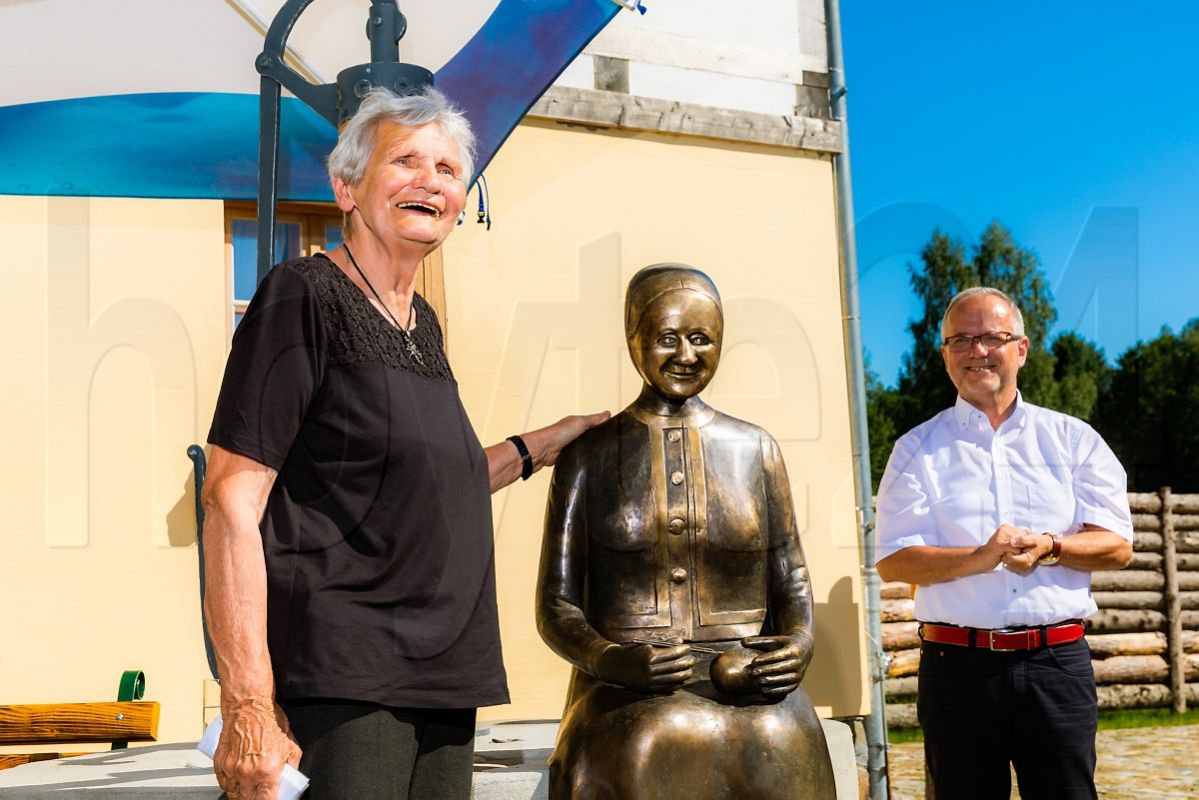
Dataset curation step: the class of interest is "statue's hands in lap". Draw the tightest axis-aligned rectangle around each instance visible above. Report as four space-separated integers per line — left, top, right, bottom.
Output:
741 633 814 699
595 642 695 693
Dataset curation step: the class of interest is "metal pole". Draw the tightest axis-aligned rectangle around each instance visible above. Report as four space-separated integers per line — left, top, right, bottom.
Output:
253 0 430 285
368 1 404 63
823 0 890 797
256 74 281 283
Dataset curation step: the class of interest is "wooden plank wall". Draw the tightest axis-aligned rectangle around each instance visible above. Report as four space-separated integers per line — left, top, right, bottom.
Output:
882 490 1199 728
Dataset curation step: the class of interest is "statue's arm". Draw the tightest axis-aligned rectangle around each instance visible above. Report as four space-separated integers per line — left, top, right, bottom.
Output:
740 434 815 696
762 435 815 634
535 445 615 675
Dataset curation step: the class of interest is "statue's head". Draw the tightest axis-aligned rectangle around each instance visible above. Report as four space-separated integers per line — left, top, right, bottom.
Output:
625 264 724 401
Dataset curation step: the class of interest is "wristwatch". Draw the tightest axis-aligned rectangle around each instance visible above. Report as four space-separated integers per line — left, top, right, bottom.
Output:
1037 532 1062 565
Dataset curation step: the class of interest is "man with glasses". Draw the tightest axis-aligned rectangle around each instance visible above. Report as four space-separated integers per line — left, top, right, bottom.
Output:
875 286 1132 799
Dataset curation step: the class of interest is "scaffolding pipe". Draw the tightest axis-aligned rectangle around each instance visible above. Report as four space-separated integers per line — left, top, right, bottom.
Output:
823 1 890 798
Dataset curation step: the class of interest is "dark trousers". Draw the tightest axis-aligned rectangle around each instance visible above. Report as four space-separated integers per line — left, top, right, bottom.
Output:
279 700 477 800
917 637 1098 800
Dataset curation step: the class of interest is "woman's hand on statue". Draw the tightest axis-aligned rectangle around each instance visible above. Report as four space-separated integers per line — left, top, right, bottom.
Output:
526 412 612 469
742 634 813 699
595 642 694 694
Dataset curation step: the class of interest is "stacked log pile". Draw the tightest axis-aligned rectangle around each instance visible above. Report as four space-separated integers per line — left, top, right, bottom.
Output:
881 490 1199 728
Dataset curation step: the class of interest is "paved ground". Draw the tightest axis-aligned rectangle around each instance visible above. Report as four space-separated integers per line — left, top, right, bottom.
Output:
887 724 1199 799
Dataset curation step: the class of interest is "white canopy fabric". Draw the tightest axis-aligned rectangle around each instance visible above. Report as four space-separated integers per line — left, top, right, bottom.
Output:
0 0 625 198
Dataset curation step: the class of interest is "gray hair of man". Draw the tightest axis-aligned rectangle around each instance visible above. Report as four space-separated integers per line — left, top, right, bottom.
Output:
940 286 1027 340
327 86 477 193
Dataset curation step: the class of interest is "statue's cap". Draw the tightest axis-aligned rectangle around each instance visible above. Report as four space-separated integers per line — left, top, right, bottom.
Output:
625 264 722 337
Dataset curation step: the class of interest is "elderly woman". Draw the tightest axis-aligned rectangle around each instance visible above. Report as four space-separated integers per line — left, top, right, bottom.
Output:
203 87 606 800
537 265 835 799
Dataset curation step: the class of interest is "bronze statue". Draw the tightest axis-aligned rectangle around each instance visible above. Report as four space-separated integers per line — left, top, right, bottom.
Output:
536 264 837 799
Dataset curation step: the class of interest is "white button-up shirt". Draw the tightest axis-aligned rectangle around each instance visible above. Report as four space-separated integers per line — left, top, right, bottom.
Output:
876 394 1133 628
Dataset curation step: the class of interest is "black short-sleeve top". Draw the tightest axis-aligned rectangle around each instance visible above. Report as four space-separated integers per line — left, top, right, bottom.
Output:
208 253 509 709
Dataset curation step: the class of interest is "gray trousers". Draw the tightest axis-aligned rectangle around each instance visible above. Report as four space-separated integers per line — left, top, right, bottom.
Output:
279 700 476 800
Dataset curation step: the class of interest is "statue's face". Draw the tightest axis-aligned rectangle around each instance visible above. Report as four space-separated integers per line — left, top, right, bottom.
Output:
630 290 723 400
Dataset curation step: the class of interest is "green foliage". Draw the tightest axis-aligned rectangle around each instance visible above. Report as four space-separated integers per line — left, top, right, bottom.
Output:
887 726 923 744
864 220 1194 493
1095 706 1199 730
1048 332 1110 421
889 222 1060 439
1095 319 1199 492
887 707 1199 742
868 222 1077 487
865 356 905 493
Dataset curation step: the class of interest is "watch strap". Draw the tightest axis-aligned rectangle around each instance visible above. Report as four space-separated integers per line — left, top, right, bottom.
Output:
1037 532 1062 565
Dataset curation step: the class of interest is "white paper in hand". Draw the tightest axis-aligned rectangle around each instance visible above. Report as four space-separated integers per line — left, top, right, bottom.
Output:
197 714 310 799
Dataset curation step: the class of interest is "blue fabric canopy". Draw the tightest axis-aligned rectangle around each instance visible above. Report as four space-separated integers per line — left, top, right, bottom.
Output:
0 0 620 199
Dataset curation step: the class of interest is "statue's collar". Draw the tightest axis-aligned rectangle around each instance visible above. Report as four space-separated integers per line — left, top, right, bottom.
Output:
627 395 715 428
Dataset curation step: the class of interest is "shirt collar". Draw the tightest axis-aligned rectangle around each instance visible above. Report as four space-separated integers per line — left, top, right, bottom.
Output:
953 391 1027 432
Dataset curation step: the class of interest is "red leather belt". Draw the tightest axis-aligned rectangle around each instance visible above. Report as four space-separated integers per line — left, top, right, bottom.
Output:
919 621 1085 652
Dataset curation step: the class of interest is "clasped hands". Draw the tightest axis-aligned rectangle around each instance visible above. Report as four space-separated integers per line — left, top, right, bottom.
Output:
594 633 812 699
981 523 1055 575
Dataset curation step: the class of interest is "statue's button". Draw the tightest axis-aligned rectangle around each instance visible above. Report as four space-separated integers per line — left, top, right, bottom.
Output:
668 517 685 534
667 430 681 442
670 567 688 583
670 471 684 485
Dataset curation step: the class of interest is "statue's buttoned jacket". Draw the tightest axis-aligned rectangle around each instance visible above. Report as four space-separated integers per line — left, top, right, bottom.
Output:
539 402 812 663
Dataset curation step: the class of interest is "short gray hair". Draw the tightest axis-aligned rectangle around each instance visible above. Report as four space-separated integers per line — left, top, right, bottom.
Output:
327 86 477 188
940 286 1026 339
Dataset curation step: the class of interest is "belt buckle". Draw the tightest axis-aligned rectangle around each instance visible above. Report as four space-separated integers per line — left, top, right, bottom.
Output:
986 628 1028 651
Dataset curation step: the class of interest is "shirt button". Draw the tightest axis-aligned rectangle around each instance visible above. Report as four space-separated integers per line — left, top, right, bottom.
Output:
669 517 686 534
670 471 684 485
670 567 688 583
667 430 681 442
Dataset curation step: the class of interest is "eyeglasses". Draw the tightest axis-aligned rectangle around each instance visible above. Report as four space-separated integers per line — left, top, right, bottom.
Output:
942 332 1020 353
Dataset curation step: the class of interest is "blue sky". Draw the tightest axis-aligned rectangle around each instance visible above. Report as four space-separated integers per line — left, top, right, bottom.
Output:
840 3 1199 386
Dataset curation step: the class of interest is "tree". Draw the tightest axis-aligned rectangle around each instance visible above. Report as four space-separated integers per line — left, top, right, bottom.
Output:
1096 320 1199 492
1049 332 1110 421
864 221 1194 494
889 221 1059 439
864 222 1119 490
865 355 904 492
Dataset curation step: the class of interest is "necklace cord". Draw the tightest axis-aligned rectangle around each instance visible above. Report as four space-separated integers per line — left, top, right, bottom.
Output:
343 245 415 331
342 245 424 365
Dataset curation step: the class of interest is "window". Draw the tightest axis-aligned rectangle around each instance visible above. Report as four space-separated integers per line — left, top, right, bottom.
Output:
225 204 342 332
223 203 447 343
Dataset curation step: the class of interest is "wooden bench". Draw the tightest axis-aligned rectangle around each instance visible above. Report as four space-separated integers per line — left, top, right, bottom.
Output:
0 671 160 771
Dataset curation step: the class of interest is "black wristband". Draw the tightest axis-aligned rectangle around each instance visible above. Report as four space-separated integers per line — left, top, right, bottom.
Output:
507 434 534 480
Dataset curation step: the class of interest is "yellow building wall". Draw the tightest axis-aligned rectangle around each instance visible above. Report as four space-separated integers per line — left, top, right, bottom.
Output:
0 196 227 748
0 120 867 752
445 121 868 721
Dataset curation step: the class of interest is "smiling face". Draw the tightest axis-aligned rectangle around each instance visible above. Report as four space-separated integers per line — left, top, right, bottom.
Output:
333 120 466 254
630 289 723 401
941 293 1029 414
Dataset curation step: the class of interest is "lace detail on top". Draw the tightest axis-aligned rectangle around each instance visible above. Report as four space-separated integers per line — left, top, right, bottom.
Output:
286 253 454 381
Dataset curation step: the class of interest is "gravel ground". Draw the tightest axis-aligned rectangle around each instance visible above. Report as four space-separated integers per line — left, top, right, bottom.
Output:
886 724 1199 800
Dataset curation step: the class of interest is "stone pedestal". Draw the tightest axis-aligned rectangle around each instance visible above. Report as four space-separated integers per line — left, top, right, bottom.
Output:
0 718 859 798
473 718 859 800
